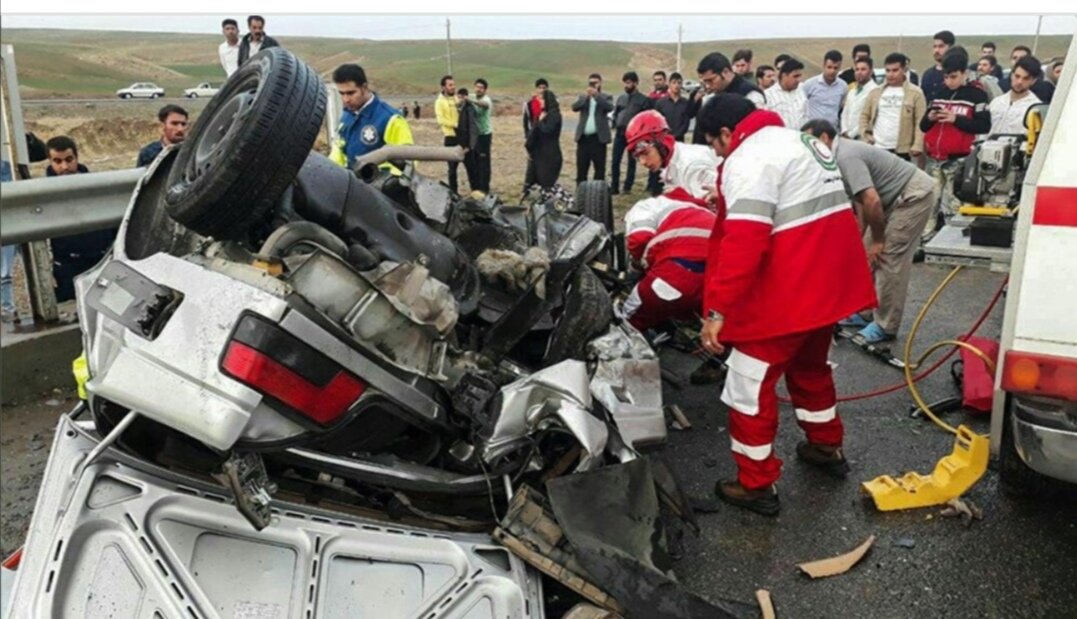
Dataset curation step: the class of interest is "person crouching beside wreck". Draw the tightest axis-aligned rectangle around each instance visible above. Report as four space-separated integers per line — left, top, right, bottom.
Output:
623 109 726 384
697 94 877 516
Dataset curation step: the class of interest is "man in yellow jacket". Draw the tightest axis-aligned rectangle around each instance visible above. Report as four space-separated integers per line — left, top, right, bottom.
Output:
436 74 462 192
329 64 413 174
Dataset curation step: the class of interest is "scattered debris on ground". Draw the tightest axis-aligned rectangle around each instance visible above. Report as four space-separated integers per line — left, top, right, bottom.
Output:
796 535 876 579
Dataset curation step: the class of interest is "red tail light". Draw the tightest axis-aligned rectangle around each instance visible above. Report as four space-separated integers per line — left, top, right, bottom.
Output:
2 547 23 570
223 341 365 425
1001 350 1077 401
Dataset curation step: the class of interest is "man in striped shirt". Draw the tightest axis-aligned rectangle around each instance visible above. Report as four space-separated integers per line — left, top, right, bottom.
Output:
765 58 807 130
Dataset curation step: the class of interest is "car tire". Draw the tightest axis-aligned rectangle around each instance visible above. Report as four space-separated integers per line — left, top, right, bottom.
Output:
999 402 1061 499
122 93 131 99
188 93 197 98
163 48 327 240
151 93 160 99
574 179 616 266
544 266 612 363
575 180 613 232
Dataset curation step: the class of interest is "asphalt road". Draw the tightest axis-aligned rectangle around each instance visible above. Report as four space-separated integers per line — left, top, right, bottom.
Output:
659 264 1077 618
1 263 1075 617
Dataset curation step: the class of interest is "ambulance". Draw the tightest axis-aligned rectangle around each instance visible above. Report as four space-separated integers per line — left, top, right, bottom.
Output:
991 36 1077 496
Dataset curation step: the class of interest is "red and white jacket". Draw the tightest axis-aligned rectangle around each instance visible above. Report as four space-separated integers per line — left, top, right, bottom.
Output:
704 110 877 342
661 143 721 205
625 196 716 269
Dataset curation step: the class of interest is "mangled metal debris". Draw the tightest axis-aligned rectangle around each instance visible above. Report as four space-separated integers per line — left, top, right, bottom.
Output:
483 361 609 470
545 459 759 619
493 485 626 615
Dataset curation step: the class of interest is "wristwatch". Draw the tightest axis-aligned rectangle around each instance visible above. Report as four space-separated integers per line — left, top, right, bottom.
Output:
706 310 724 322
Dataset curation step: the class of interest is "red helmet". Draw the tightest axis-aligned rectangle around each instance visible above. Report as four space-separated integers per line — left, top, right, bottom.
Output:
625 110 676 167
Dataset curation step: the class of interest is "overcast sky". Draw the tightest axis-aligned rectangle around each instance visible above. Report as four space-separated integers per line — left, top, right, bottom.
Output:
2 14 1074 42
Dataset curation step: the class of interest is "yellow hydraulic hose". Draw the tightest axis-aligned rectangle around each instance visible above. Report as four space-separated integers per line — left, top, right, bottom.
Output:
901 266 996 437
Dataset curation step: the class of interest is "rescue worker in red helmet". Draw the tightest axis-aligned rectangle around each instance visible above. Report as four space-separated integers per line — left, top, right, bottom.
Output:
621 110 722 383
626 110 721 206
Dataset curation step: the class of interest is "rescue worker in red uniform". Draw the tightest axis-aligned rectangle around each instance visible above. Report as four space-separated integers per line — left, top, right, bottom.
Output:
622 194 715 332
621 111 723 383
697 94 877 516
627 110 721 206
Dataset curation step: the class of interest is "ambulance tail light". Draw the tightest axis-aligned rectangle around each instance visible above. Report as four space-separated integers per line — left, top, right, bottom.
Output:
1001 350 1077 402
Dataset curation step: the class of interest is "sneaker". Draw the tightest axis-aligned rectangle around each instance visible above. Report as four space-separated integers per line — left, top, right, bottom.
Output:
689 361 727 385
714 479 780 517
838 313 869 329
796 441 851 479
856 322 896 345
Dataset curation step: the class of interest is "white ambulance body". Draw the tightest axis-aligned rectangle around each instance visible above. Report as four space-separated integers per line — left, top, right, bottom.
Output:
991 35 1077 494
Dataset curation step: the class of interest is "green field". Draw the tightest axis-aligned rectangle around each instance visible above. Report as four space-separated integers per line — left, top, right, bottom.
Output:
1 28 1070 98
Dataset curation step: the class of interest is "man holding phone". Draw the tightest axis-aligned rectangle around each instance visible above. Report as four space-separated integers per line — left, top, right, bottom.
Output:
571 73 614 184
919 47 990 235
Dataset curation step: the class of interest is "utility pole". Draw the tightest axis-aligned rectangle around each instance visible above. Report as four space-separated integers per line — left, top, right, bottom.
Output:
1032 15 1043 55
446 18 453 75
676 24 683 75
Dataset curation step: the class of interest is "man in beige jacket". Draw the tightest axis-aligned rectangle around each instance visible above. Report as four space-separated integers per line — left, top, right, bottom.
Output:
859 53 926 164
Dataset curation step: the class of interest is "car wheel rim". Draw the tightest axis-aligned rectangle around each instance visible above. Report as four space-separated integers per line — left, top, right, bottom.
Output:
184 87 257 183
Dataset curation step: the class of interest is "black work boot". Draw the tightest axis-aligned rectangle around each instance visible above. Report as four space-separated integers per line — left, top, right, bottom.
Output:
796 441 851 479
714 479 780 517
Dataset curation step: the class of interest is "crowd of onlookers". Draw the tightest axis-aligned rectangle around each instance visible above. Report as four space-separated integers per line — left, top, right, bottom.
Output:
0 23 1066 323
427 30 1063 205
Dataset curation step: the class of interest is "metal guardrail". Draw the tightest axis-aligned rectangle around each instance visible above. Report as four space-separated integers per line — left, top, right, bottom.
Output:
0 168 142 245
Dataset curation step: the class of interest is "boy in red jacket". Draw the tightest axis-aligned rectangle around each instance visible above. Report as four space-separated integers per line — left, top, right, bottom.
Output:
696 95 877 516
919 47 991 236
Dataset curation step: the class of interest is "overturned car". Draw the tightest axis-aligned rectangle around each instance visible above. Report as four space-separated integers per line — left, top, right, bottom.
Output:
5 49 758 618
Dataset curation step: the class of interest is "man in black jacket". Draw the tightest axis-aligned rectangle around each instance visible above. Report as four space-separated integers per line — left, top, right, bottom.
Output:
237 15 281 65
571 73 614 184
45 136 117 302
839 43 873 84
689 52 765 144
137 104 188 167
455 88 481 193
656 72 691 141
610 71 653 195
921 29 955 103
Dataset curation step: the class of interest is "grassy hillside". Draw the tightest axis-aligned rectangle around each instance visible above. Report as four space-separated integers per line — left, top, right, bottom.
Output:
1 28 1070 98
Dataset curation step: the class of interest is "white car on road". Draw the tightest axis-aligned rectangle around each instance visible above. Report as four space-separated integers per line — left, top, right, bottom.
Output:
184 82 219 98
116 82 165 99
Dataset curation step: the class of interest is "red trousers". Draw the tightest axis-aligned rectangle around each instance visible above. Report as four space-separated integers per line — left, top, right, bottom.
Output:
722 325 843 489
624 259 705 332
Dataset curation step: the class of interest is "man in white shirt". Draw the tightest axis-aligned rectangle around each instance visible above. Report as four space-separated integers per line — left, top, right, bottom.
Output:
218 18 240 77
872 85 903 150
765 58 807 129
802 50 846 128
860 53 928 162
841 56 880 139
989 55 1042 135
